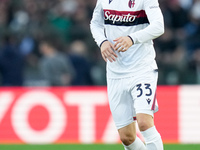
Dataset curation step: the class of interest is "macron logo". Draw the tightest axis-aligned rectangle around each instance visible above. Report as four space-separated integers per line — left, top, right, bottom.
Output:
147 98 151 105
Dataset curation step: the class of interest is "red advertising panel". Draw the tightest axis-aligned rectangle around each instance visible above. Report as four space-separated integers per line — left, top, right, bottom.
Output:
155 86 178 143
0 86 178 144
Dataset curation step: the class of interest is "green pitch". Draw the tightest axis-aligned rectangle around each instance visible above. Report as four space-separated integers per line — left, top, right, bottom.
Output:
0 144 200 150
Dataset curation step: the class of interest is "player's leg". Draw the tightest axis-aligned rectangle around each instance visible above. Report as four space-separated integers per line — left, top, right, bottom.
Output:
132 70 163 150
118 122 146 150
118 122 136 145
136 113 154 131
137 113 163 150
107 78 145 150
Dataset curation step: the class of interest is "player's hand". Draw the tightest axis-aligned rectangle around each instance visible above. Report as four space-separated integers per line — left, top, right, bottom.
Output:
100 41 118 62
114 36 134 52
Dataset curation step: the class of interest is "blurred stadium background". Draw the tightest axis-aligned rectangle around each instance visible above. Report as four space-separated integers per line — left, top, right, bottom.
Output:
0 0 200 149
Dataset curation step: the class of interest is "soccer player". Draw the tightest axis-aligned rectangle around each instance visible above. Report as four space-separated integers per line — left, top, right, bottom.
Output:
90 0 164 150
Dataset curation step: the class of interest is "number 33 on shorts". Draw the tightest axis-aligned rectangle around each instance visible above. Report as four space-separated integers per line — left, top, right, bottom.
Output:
136 83 153 97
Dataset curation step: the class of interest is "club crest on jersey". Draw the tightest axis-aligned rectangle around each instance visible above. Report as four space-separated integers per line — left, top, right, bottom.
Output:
128 0 135 8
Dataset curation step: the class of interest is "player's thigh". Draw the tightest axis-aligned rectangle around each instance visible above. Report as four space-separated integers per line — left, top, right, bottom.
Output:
107 78 134 129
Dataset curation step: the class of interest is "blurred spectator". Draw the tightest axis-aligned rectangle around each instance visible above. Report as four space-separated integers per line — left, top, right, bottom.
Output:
193 48 200 84
0 35 24 86
39 39 75 86
68 40 93 85
185 0 200 54
179 0 193 10
167 0 188 29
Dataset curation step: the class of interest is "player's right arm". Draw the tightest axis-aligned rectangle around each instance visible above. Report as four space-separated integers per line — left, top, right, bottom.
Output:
90 0 117 62
100 40 117 62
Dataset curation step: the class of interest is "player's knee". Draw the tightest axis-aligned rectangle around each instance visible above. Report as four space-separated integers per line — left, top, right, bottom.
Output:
120 133 136 146
137 120 151 131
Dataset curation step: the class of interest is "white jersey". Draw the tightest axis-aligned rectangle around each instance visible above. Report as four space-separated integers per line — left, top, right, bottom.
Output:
90 0 164 79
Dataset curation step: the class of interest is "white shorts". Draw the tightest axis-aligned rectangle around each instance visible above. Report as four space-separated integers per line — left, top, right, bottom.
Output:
107 70 159 129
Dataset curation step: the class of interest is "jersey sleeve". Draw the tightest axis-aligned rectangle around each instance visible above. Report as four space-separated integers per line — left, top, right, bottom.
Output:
90 0 107 47
129 0 164 44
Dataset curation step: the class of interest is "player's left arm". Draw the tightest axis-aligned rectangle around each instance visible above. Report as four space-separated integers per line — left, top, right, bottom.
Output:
129 0 165 44
114 36 134 52
114 0 164 52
